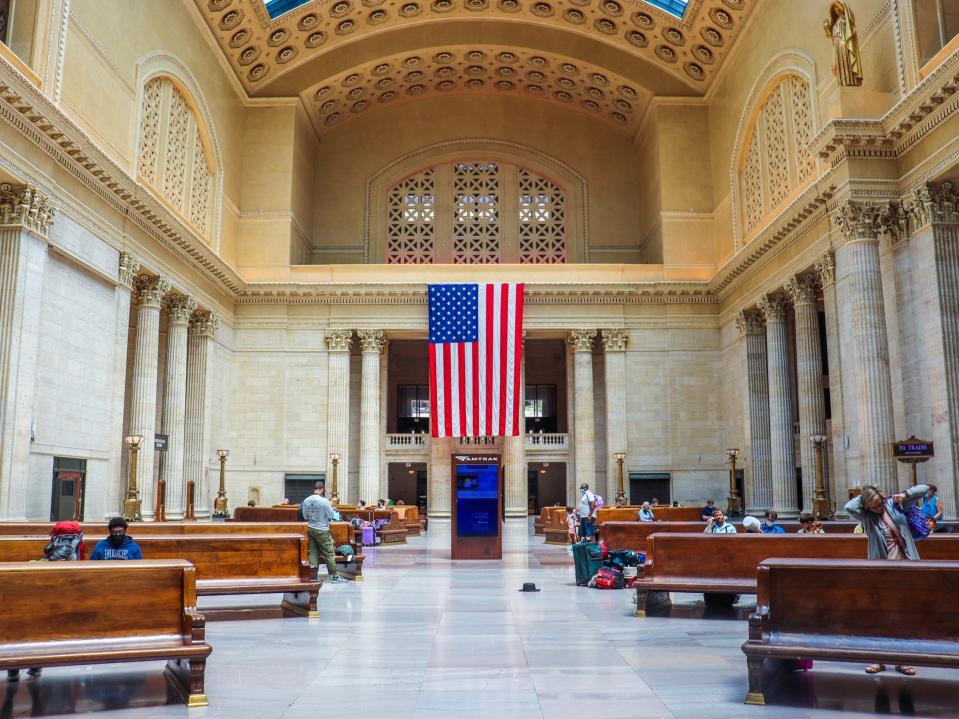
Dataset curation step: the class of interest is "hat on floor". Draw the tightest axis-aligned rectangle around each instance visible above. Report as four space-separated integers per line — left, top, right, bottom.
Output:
518 582 541 592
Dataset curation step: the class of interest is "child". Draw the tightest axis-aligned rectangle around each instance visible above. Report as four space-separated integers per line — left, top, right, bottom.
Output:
797 513 823 534
565 507 579 544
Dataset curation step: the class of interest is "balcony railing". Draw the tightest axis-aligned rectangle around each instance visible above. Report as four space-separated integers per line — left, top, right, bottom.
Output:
526 433 569 450
386 433 429 449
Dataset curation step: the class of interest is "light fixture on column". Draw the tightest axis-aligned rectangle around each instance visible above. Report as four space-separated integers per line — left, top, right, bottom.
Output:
212 449 230 520
809 434 832 519
725 448 741 516
329 452 340 505
122 435 144 522
614 452 626 505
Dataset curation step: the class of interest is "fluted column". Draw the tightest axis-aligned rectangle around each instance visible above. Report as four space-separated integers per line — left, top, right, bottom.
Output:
0 184 55 520
357 330 385 506
565 340 576 505
429 436 452 517
504 332 527 518
908 183 959 515
785 274 827 512
568 330 596 491
184 310 218 518
602 329 629 502
326 330 352 502
158 293 195 519
130 275 170 519
737 309 772 512
379 338 389 501
832 202 898 493
759 294 798 515
106 251 138 518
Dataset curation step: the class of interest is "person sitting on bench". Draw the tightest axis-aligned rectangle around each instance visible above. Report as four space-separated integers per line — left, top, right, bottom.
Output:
700 500 717 521
638 502 655 522
704 509 736 534
761 510 785 534
89 518 143 560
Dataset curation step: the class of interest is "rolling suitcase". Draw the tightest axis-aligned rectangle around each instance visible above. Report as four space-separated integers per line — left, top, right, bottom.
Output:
573 541 604 586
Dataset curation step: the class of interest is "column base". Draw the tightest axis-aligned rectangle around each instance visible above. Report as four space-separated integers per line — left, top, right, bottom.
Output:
427 512 451 519
504 510 528 519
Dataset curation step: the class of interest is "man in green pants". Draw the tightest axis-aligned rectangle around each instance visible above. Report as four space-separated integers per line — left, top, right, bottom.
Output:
301 481 344 583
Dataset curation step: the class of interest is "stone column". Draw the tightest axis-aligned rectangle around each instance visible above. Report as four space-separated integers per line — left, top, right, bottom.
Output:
759 294 798 515
429 436 452 518
0 184 55 520
158 293 196 520
568 330 596 491
357 330 385 506
565 339 576 505
130 274 170 519
106 251 138 518
602 329 629 502
326 330 352 502
184 310 218 519
736 309 773 512
832 202 898 493
504 332 527 518
908 183 959 514
379 338 389 501
785 274 827 512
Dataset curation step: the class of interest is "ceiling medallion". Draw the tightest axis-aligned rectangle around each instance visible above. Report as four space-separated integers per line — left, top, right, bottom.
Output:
466 78 485 88
465 50 486 61
267 28 289 46
559 62 579 75
581 99 601 112
609 111 627 124
321 99 336 111
351 100 369 112
663 27 685 46
208 0 232 10
375 77 392 89
372 63 392 75
684 62 705 81
314 86 331 99
432 0 455 10
631 11 654 28
496 51 518 63
617 84 637 98
553 90 573 103
693 44 714 64
594 18 617 34
531 2 553 16
379 90 397 101
434 66 455 78
654 45 677 62
437 79 456 90
218 9 243 30
600 0 622 17
297 13 319 30
348 86 365 98
324 112 341 125
335 19 356 34
625 30 648 48
405 70 425 82
276 46 298 63
228 29 249 48
591 72 608 86
367 9 388 22
248 63 268 81
464 0 488 11
498 0 522 11
709 7 734 28
586 86 604 98
556 76 574 89
529 56 548 67
495 80 515 90
613 98 631 112
237 46 260 65
407 84 427 95
525 84 544 94
399 3 421 17
329 2 353 18
526 70 546 82
701 26 724 47
402 55 423 67
305 32 326 48
342 73 362 86
433 51 454 63
563 8 586 24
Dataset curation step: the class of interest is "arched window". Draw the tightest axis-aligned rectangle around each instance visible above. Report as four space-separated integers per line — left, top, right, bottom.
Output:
738 74 815 236
137 76 216 240
387 161 566 264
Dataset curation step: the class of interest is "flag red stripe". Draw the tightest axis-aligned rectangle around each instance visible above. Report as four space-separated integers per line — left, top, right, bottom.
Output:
442 344 453 438
457 342 467 437
428 343 438 436
498 283 508 436
484 284 495 436
512 283 524 436
472 341 480 436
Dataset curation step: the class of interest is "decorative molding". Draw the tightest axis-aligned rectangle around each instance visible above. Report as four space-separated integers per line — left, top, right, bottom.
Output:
600 328 628 351
0 183 58 236
906 180 959 229
118 250 140 288
830 200 886 241
325 329 353 352
783 273 818 305
357 328 386 353
165 293 198 324
189 309 220 336
567 329 596 352
134 274 172 307
735 307 764 336
757 293 787 322
814 251 835 288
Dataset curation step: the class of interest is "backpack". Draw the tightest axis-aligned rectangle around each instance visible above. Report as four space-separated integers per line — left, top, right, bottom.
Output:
593 494 605 510
593 567 625 590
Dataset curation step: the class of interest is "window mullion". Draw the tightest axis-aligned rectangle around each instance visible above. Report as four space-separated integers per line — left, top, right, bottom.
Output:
435 164 453 263
501 165 519 263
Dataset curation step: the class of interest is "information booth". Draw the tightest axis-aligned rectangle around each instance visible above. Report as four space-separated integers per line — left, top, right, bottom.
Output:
450 453 502 560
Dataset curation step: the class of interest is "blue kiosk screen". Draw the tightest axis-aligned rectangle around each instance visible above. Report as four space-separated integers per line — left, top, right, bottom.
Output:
455 464 499 537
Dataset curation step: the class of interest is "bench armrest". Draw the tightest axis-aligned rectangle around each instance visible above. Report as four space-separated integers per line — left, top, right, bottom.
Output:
183 608 206 645
748 604 768 642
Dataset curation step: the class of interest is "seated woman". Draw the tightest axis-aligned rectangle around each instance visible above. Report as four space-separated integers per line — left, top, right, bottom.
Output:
637 502 655 522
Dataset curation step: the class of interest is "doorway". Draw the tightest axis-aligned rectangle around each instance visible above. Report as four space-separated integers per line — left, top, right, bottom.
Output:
530 462 566 511
388 462 427 512
629 472 671 506
51 458 86 521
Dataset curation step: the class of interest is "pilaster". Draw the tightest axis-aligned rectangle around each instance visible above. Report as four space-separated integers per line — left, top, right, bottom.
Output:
159 293 196 519
736 308 772 512
567 329 596 492
504 331 527 518
184 310 218 518
357 329 385 505
601 329 629 503
428 436 452 518
326 329 353 502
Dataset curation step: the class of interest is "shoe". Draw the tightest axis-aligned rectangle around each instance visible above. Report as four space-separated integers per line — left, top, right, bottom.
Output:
26 669 41 678
7 670 20 682
328 575 346 583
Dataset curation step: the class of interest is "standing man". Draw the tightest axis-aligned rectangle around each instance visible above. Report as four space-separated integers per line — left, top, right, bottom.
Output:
89 518 143 560
578 483 597 541
302 481 344 583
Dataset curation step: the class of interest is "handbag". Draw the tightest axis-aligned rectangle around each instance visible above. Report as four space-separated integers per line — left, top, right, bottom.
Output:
895 501 930 541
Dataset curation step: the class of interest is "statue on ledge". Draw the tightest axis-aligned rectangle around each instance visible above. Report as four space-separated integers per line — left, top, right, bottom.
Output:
824 1 863 87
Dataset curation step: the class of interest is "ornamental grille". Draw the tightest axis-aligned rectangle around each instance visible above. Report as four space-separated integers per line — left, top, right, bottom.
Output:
386 162 566 264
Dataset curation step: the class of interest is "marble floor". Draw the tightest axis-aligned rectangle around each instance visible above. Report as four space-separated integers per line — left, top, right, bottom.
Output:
3 519 956 719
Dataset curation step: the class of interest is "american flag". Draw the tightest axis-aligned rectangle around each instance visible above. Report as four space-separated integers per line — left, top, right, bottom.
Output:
428 283 524 438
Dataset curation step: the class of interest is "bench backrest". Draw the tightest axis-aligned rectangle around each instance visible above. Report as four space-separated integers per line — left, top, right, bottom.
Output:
546 509 569 530
602 520 864 551
134 534 309 581
0 559 195 644
330 522 353 546
758 558 959 640
233 506 301 522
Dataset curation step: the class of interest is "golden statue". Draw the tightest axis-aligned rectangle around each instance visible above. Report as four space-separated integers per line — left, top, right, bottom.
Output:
823 2 863 87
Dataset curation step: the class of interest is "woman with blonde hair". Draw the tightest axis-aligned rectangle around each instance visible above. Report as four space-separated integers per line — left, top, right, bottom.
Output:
844 482 928 676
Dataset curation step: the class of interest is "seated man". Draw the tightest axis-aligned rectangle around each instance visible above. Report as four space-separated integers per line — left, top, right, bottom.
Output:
761 510 785 534
89 518 143 560
703 509 737 534
637 502 655 522
700 499 717 522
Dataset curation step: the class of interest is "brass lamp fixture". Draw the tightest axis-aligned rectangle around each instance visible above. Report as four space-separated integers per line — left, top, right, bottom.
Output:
329 452 340 505
809 434 832 519
726 447 741 516
212 449 230 520
614 452 627 504
122 435 144 521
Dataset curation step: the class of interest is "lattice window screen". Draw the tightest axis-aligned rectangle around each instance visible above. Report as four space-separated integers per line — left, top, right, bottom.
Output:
163 87 191 213
387 169 435 263
453 163 500 264
189 127 213 235
138 79 163 186
739 74 817 238
518 169 566 263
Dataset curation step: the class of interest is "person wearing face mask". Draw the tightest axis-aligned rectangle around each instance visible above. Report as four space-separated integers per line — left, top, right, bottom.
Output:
89 517 143 560
577 483 597 541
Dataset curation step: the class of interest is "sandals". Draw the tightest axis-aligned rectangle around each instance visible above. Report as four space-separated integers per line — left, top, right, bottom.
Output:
865 664 885 674
895 665 916 676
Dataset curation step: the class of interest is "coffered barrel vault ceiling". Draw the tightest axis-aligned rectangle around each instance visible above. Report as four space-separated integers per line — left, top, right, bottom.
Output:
196 0 753 129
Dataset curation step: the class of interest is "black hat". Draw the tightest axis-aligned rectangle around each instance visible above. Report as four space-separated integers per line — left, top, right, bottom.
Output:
518 582 540 592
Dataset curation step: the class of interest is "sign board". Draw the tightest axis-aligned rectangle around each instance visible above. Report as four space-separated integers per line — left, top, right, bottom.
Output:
154 434 169 452
891 436 933 462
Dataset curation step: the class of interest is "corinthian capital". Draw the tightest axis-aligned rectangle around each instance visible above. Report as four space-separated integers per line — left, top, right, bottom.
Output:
735 308 764 336
165 294 197 325
600 329 629 352
831 201 884 241
783 274 820 305
134 275 171 308
118 251 140 289
357 329 386 354
325 329 353 352
905 181 959 230
758 294 788 323
189 310 219 336
814 252 836 287
0 183 57 236
566 329 596 353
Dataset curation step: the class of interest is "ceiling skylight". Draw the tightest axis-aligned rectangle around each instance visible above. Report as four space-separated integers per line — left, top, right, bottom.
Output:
264 0 313 20
643 0 689 19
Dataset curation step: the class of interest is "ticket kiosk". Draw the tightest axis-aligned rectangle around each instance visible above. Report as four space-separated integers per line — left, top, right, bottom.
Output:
450 453 502 560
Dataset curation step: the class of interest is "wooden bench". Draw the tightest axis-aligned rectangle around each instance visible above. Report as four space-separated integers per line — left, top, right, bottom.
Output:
391 505 422 536
534 507 555 535
232 506 301 522
0 534 321 619
0 560 211 707
544 509 571 545
633 533 959 616
741 558 959 705
377 512 408 544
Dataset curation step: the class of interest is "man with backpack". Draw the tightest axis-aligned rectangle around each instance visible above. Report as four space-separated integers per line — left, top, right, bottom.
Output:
578 483 598 541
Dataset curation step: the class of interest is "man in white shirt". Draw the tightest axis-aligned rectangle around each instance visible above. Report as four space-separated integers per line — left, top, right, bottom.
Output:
301 481 345 583
704 509 737 534
578 483 597 541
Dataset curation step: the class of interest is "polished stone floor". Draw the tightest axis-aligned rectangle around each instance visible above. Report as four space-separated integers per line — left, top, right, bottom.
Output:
3 519 956 718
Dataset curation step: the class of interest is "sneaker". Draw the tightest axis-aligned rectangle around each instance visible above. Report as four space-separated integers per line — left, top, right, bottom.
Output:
7 670 20 682
327 575 346 583
26 668 41 678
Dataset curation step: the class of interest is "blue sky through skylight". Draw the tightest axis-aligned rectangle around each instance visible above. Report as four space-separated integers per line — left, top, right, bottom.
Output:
264 0 313 20
642 0 689 18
